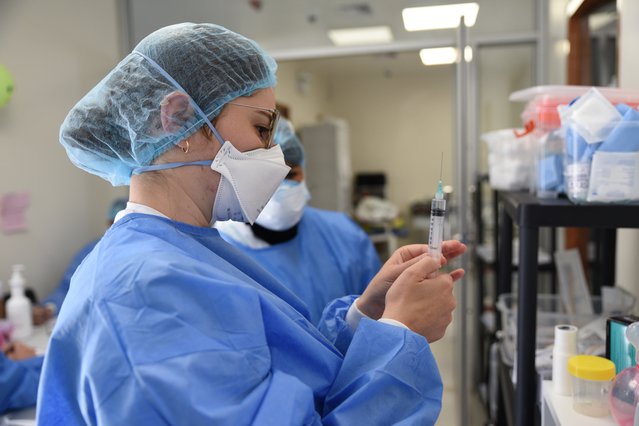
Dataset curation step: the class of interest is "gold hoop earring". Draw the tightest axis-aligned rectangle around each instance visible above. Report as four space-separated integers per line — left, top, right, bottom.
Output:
181 140 190 154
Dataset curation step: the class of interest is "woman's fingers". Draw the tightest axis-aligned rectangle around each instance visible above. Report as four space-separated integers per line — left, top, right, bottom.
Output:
441 240 467 260
449 268 465 282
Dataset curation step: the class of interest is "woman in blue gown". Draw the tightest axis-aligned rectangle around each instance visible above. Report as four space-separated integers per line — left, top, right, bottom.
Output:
217 118 382 324
37 23 466 425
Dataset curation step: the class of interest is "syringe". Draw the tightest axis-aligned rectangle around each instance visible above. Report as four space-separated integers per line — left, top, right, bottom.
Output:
428 154 446 262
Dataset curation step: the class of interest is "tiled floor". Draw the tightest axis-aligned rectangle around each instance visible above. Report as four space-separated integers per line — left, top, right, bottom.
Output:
431 315 489 426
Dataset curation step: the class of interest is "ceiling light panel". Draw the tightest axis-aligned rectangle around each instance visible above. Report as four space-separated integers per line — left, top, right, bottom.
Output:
403 3 479 31
419 47 458 66
328 26 394 46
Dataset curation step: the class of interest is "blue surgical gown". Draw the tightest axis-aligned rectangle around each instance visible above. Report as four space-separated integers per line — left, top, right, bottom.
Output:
42 239 98 312
37 214 442 425
0 354 43 414
219 207 381 324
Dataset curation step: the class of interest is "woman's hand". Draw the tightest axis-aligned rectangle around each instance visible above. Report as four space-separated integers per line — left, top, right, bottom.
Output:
32 305 54 326
3 341 37 361
356 240 466 319
381 255 463 342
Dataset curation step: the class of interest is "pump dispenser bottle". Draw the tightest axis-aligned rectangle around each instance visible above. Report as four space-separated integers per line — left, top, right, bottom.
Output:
6 264 33 339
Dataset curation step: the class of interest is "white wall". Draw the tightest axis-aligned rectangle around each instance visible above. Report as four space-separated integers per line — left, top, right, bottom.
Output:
0 0 126 299
277 51 533 224
616 0 639 303
547 0 569 85
326 67 454 217
275 62 330 129
277 58 456 222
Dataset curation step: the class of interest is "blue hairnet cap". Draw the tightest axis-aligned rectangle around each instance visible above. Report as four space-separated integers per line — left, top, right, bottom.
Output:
60 23 278 186
107 197 128 222
274 118 304 167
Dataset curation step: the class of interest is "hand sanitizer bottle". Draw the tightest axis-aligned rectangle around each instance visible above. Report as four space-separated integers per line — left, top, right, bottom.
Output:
6 264 33 339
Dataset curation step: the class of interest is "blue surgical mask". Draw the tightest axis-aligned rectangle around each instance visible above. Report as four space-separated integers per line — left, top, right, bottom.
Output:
255 180 311 231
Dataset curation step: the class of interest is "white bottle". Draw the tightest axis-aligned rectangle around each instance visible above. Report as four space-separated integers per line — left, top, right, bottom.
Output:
6 264 33 339
552 324 578 395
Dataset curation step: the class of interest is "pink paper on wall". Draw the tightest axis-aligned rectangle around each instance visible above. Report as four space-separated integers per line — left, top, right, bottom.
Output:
1 192 30 234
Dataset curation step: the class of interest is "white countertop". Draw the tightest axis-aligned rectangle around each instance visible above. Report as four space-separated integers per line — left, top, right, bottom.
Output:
18 323 52 355
542 380 616 426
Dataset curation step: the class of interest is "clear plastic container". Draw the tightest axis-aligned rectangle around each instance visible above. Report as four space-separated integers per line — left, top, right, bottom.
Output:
510 85 639 108
564 120 639 204
509 86 639 203
536 129 564 198
563 124 592 203
496 289 635 366
481 129 537 191
609 366 639 425
568 355 615 417
508 86 639 133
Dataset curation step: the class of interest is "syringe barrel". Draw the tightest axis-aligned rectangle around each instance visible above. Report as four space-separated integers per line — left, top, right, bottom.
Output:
430 198 446 215
428 198 446 261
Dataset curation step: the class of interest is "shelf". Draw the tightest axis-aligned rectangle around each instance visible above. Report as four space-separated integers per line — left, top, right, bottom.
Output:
541 380 615 426
476 243 552 266
497 190 639 426
500 192 639 229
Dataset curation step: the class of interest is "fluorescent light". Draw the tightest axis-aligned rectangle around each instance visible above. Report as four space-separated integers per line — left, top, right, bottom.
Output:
464 46 473 62
419 47 458 66
402 3 479 31
328 26 393 46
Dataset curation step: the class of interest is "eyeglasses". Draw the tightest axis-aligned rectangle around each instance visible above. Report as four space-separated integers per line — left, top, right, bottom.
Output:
227 102 280 149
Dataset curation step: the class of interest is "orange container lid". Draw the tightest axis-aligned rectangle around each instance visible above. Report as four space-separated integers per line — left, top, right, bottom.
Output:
512 85 639 131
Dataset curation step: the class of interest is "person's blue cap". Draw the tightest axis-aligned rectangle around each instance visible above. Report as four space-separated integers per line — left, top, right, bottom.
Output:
107 198 128 222
274 117 304 167
59 23 278 186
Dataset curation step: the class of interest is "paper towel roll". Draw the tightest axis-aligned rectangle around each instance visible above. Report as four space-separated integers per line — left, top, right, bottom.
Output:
553 324 578 395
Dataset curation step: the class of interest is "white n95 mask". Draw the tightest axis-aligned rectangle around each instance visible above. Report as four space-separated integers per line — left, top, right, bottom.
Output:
255 180 311 230
211 142 290 224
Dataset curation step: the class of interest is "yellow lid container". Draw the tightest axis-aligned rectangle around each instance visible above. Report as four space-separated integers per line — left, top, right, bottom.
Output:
568 355 615 381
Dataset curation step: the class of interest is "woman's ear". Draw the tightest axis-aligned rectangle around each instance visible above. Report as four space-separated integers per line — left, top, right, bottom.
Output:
160 92 194 134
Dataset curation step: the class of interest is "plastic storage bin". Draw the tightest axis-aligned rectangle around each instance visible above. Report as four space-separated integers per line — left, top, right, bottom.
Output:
536 130 565 198
509 86 639 200
496 290 635 367
568 355 615 417
564 119 639 204
510 86 639 121
481 129 536 191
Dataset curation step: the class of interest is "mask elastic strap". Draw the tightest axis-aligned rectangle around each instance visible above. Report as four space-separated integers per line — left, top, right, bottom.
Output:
132 160 211 175
133 51 226 147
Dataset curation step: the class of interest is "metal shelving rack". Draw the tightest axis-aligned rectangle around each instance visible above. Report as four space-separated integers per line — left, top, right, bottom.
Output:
495 191 639 426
